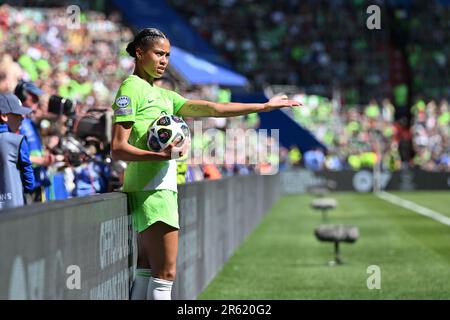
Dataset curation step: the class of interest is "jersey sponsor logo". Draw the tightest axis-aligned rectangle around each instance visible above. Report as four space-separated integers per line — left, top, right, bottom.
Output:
114 108 132 116
115 96 131 108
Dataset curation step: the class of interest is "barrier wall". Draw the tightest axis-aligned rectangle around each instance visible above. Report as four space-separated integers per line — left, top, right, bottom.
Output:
281 169 450 194
0 174 280 300
174 174 280 299
2 169 448 299
0 193 134 299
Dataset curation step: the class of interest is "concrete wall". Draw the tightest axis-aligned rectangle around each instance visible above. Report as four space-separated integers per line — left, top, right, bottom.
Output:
174 174 280 299
0 174 280 300
281 169 450 194
0 193 134 299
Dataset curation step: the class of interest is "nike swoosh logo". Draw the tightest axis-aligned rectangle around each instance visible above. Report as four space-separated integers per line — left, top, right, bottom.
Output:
148 99 154 104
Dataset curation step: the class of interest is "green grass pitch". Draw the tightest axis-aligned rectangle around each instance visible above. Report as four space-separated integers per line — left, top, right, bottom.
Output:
198 192 450 299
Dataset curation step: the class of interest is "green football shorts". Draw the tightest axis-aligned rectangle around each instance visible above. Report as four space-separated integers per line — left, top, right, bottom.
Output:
128 190 179 233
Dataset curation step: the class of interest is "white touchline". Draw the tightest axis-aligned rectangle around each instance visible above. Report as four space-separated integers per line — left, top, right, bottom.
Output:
376 191 450 227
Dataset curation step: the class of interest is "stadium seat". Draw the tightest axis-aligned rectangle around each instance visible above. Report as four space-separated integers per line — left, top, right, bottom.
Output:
314 224 359 265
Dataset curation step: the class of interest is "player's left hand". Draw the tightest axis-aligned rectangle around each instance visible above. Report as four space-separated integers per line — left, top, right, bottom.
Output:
169 136 191 160
263 95 301 112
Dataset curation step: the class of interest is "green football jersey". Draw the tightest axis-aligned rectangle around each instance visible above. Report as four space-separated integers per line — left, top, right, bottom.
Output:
112 75 187 192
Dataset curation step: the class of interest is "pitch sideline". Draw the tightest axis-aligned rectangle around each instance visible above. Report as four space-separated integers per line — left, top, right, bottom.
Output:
376 191 450 227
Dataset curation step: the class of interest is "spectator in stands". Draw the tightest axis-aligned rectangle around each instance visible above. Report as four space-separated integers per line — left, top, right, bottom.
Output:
203 163 222 180
0 54 22 93
15 80 55 203
325 150 343 171
72 138 110 197
111 28 300 300
185 161 204 182
0 93 35 209
288 145 301 167
168 0 392 100
304 147 325 171
0 71 8 93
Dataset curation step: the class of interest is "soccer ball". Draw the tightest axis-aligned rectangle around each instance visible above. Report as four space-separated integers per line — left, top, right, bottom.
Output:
147 114 190 152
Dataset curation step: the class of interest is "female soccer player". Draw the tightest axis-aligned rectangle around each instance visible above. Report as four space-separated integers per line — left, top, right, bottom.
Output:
111 28 300 300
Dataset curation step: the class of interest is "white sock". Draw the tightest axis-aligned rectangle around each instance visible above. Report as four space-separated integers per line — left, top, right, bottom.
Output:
130 268 151 300
147 277 173 300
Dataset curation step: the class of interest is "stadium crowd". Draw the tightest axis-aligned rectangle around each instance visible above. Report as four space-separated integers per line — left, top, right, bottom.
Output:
0 5 277 203
286 93 450 172
0 5 133 201
169 0 449 102
168 0 391 103
0 2 449 206
169 0 450 172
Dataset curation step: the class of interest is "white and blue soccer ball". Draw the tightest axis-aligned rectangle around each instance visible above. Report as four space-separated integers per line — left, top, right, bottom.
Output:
147 114 190 152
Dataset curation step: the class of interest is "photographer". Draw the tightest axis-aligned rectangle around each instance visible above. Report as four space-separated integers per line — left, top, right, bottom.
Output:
14 80 55 203
71 137 111 197
46 96 116 197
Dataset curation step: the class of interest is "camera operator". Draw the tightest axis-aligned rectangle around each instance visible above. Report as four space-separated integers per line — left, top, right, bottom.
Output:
71 137 111 197
45 95 118 197
14 80 55 203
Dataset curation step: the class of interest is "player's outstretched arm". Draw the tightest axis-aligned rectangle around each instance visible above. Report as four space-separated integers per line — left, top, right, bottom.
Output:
177 95 301 118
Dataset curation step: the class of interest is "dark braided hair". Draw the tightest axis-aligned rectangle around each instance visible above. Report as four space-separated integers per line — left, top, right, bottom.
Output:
126 28 167 59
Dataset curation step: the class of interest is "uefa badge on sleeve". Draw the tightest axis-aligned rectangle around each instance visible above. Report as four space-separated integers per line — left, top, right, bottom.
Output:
116 96 131 108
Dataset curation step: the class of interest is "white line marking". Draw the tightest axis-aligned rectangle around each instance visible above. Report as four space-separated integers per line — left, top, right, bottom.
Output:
376 191 450 227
